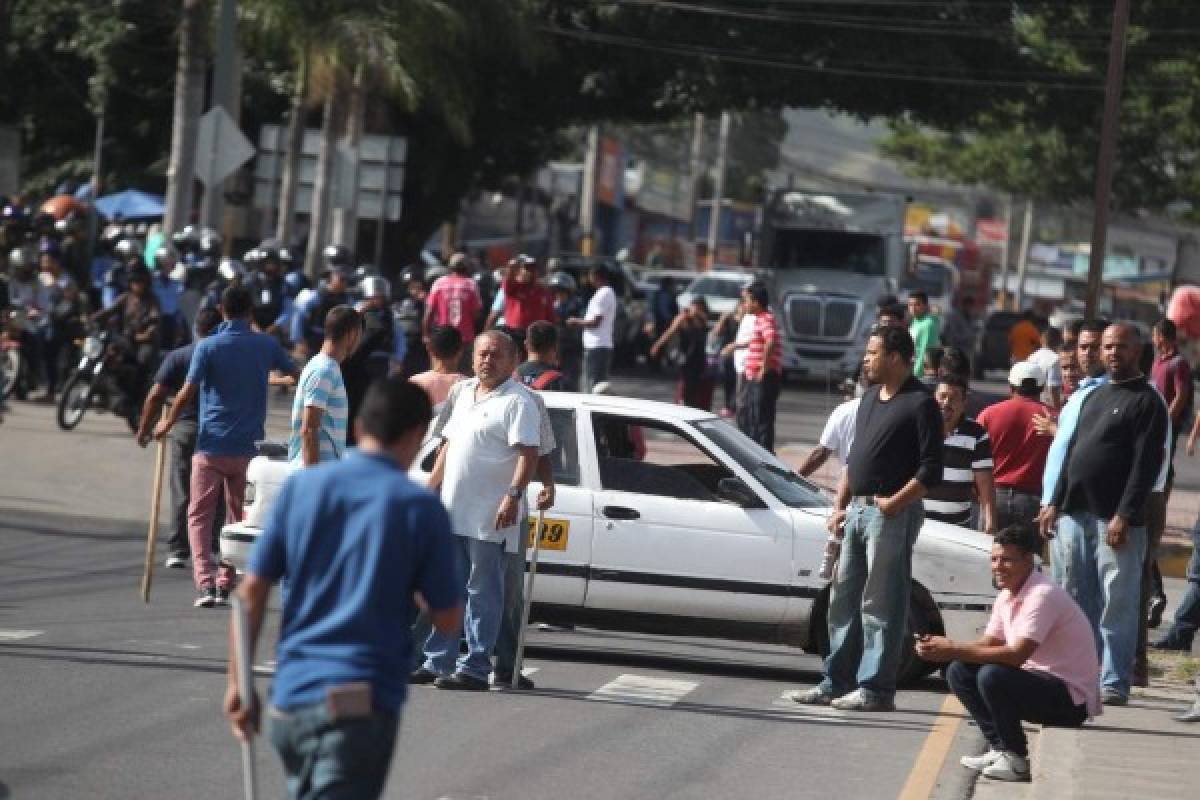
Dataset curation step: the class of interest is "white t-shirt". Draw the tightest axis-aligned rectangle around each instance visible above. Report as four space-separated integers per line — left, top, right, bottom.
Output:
441 378 544 552
819 397 861 465
582 285 617 350
733 314 756 375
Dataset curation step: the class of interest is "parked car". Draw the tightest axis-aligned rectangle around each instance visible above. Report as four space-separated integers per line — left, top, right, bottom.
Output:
221 393 996 683
676 269 761 327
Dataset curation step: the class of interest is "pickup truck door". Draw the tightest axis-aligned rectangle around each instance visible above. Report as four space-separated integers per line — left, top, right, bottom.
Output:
582 412 792 625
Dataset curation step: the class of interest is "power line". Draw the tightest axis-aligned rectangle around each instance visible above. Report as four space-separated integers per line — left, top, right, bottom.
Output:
541 24 1112 90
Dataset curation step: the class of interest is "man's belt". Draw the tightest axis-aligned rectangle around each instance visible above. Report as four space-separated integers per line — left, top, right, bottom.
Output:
851 495 877 507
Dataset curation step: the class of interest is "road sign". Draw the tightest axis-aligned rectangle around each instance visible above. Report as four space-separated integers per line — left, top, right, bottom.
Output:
194 106 255 187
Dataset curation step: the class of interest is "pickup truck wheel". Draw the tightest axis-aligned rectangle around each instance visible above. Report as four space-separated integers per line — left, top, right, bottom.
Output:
808 582 943 686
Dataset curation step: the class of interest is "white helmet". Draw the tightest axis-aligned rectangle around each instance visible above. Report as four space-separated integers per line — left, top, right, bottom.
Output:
360 275 391 300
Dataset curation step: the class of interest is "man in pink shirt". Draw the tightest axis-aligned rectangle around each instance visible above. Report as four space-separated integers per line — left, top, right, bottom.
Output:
423 252 482 371
915 525 1100 783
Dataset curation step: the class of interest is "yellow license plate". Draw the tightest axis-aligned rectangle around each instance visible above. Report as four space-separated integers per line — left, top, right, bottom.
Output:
527 516 570 551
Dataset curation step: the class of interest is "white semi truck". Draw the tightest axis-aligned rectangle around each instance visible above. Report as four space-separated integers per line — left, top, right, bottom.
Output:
758 189 908 381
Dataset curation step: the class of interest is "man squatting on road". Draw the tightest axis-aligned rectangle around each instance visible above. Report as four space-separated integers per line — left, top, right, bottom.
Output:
225 378 463 798
790 324 943 712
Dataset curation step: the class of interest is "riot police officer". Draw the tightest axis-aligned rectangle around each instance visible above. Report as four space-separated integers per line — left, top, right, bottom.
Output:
395 267 428 376
244 242 289 337
291 245 352 358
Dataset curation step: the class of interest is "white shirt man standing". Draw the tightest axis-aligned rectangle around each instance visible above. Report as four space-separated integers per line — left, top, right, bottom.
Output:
416 330 543 690
568 265 617 393
799 396 861 478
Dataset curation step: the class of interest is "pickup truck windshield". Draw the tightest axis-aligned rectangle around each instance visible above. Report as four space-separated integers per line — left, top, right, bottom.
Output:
694 419 830 509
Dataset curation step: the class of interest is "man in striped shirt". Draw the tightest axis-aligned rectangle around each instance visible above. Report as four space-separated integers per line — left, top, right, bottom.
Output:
289 305 361 466
735 282 784 451
924 374 997 533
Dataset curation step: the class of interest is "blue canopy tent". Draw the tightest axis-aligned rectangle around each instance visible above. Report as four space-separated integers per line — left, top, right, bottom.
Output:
94 189 165 220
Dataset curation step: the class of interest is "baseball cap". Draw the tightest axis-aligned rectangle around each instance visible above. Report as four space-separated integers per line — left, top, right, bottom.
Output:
1008 361 1046 388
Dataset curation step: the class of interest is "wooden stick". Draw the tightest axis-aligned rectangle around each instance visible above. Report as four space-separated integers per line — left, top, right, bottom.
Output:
231 594 259 800
140 434 167 603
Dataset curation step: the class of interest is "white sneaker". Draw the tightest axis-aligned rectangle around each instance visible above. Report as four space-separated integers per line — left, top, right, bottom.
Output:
784 687 833 706
831 688 895 712
981 751 1030 782
960 748 1003 771
164 555 188 569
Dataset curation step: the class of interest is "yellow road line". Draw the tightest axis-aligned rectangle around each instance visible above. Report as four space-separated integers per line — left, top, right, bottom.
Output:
896 694 965 800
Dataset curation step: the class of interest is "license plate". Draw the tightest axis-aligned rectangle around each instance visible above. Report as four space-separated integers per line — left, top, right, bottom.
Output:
527 516 569 551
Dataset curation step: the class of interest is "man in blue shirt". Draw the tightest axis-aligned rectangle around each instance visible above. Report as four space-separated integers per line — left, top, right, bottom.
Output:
135 307 223 568
224 378 462 799
154 286 297 608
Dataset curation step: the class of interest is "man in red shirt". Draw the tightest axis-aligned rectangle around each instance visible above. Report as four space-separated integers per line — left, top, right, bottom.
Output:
501 255 555 332
976 362 1053 532
423 252 482 372
734 282 783 451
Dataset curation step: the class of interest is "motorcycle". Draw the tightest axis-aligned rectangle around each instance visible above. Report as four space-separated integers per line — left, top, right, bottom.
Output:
0 303 37 401
56 328 140 432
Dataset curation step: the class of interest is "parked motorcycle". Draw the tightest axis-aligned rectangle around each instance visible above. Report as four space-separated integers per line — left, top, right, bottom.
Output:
56 328 139 431
0 303 37 401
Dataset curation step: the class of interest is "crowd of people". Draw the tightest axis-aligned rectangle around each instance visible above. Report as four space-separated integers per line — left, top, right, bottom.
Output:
788 293 1200 784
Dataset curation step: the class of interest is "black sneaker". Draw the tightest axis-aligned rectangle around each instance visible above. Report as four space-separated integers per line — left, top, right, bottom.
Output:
494 672 536 690
410 667 440 685
214 588 231 607
194 586 217 608
434 672 490 691
1151 636 1191 652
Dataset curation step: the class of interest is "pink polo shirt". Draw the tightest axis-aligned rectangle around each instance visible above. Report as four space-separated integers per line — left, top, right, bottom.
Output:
985 570 1102 718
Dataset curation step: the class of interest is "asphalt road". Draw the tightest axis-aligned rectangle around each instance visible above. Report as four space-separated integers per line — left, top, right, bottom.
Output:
0 373 1191 800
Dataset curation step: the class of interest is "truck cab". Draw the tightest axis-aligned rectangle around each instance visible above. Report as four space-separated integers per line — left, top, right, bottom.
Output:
758 190 907 381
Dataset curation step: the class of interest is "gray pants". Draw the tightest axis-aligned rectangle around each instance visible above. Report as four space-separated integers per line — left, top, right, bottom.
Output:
582 347 612 394
994 486 1040 532
167 419 223 558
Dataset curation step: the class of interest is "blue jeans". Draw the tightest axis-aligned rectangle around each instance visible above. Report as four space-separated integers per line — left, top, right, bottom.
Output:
268 701 399 800
494 538 528 678
820 501 922 700
423 536 506 681
1054 511 1146 697
1163 520 1200 647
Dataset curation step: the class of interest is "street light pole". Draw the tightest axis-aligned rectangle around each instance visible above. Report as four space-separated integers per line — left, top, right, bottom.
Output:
706 111 731 269
1084 0 1131 319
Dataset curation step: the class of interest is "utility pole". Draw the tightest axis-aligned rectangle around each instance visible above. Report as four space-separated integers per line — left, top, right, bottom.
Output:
1014 199 1034 311
687 112 705 267
579 125 599 257
200 0 237 232
1085 0 1131 319
706 111 731 269
85 103 106 265
994 196 1013 310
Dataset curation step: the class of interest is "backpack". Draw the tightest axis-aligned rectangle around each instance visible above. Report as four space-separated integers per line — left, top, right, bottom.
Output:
530 369 563 391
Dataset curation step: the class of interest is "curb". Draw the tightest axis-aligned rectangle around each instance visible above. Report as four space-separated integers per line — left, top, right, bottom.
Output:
1157 534 1193 580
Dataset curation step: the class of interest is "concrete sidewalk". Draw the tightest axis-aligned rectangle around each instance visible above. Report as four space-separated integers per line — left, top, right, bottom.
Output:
967 663 1199 800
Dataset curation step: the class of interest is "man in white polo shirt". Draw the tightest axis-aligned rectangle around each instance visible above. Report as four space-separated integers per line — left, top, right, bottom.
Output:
416 330 543 690
568 265 617 393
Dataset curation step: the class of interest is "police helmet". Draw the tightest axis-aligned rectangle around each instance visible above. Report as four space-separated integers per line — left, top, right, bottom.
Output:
242 247 265 269
399 267 421 285
8 247 32 274
323 243 352 268
218 258 245 284
172 225 199 253
199 230 223 260
114 238 140 261
38 236 62 257
360 276 391 301
547 271 577 293
154 244 178 271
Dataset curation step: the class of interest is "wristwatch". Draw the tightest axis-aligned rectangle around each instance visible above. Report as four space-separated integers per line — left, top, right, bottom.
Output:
506 486 523 499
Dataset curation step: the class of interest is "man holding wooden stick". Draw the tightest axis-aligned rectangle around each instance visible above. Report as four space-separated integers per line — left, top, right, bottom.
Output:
224 378 462 798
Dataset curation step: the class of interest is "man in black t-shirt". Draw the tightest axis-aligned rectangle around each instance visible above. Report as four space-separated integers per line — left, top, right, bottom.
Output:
516 320 566 392
135 308 224 568
789 325 942 712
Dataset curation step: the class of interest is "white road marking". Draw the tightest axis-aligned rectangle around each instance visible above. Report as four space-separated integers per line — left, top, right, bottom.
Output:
253 660 277 676
587 674 698 708
0 629 43 641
